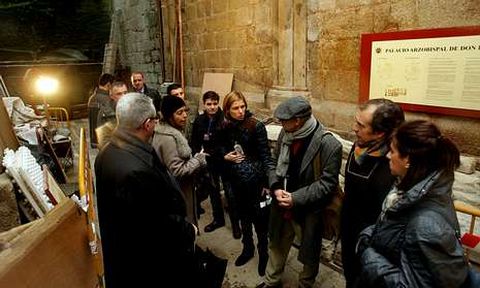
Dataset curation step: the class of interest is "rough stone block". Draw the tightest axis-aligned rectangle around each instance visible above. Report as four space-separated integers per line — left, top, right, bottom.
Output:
0 173 20 233
333 39 360 70
216 32 228 49
204 34 216 50
458 156 477 175
308 0 335 12
321 8 373 39
218 50 233 68
186 4 197 20
417 0 480 28
213 0 227 14
307 69 326 97
325 70 359 103
196 1 207 18
235 7 253 26
229 0 244 11
254 3 271 28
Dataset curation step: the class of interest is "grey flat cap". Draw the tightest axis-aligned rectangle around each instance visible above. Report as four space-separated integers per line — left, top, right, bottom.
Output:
274 96 312 120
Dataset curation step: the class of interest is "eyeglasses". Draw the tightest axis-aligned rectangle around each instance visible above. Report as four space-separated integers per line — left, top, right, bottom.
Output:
143 116 159 125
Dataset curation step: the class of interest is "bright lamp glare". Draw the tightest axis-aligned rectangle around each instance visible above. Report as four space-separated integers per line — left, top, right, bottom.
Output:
35 76 59 96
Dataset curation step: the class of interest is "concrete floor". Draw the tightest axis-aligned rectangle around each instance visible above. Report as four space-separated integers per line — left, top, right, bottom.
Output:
196 199 345 288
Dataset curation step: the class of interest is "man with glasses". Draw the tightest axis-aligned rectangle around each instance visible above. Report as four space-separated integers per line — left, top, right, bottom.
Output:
95 93 197 287
340 99 404 288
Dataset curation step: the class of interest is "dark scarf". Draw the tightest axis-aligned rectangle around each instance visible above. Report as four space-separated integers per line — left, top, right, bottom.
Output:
353 138 389 165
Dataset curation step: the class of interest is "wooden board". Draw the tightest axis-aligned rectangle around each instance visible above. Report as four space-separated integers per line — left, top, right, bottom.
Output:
0 75 10 98
0 199 101 288
43 165 67 206
198 72 233 113
0 100 19 171
6 166 45 217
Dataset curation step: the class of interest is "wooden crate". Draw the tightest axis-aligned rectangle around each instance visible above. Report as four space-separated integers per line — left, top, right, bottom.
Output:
0 199 102 288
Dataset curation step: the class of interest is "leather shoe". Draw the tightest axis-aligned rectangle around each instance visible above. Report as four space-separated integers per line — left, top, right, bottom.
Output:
204 220 225 233
258 252 268 276
232 224 241 239
235 248 254 266
196 207 205 218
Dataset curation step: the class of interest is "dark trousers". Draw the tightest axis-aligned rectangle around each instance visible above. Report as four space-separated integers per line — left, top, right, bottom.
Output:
231 180 269 252
222 180 240 229
208 169 225 222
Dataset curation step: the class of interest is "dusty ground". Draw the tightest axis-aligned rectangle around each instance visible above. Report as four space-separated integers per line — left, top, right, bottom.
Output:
196 199 345 288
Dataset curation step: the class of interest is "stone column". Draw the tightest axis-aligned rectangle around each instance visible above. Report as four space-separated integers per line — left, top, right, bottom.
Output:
266 0 310 109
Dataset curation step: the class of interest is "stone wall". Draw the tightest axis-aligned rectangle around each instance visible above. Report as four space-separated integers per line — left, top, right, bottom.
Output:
112 0 165 87
182 0 276 101
113 0 480 157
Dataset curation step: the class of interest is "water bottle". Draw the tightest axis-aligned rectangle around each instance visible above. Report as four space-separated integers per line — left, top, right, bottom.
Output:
234 143 244 155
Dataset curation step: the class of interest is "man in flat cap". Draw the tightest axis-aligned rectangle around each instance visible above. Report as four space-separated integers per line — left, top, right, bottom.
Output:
257 96 342 288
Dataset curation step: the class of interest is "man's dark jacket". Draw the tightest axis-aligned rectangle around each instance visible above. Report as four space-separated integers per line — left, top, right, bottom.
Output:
142 84 162 112
340 145 396 287
190 108 224 170
95 128 195 287
87 88 109 146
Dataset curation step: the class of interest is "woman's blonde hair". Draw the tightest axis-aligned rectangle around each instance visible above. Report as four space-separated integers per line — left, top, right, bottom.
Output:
223 90 247 119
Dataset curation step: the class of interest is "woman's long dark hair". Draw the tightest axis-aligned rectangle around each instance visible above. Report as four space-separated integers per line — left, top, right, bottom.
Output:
394 120 460 191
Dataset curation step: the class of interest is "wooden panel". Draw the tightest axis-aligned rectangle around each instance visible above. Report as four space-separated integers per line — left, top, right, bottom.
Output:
43 165 67 206
0 199 100 288
0 75 10 97
78 127 104 279
0 100 19 171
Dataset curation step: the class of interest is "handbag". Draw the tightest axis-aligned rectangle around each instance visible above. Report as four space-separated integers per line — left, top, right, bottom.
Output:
194 245 228 288
230 158 262 182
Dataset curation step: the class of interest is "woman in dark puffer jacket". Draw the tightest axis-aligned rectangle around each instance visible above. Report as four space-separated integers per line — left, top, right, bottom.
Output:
355 120 472 288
